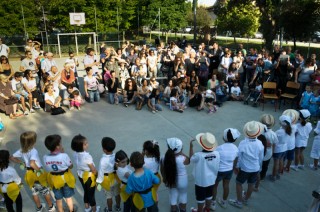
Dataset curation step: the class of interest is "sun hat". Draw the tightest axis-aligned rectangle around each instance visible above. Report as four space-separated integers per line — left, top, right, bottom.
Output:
279 115 292 126
282 109 299 124
243 121 263 138
299 109 311 119
260 114 275 128
196 132 217 151
314 121 320 134
223 128 241 142
167 138 183 154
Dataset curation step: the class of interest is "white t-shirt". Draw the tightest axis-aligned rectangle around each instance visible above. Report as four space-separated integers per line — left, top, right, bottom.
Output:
275 128 289 153
83 55 99 73
237 138 264 172
96 153 115 184
41 59 57 73
21 58 37 71
147 55 157 68
84 76 98 90
13 148 42 168
116 165 133 183
230 86 241 96
295 122 312 147
22 77 37 90
191 151 220 187
216 143 238 172
170 96 178 110
0 44 9 57
143 157 159 174
65 58 78 72
11 79 24 92
161 154 187 177
43 152 72 173
287 124 297 150
0 166 21 192
73 151 95 178
45 92 59 104
263 129 279 161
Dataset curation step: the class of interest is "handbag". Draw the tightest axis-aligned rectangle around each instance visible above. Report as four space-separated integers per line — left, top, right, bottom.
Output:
51 107 66 115
4 96 18 105
98 83 105 94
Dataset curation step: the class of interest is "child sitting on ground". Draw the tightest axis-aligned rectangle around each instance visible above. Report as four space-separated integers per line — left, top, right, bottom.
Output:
70 90 82 110
202 89 217 114
230 81 244 101
170 88 185 113
245 80 262 107
148 88 162 114
126 151 160 211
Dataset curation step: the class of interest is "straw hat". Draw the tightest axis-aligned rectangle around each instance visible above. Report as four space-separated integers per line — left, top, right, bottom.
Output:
282 109 299 124
167 138 183 154
279 115 292 126
260 114 275 128
299 109 311 119
196 132 217 151
243 121 263 138
223 128 241 142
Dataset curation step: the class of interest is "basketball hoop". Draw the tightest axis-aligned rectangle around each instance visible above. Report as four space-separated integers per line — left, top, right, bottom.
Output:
70 13 85 26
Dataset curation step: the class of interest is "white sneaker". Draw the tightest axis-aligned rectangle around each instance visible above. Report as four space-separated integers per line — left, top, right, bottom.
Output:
70 107 74 111
310 164 318 170
30 109 35 113
228 199 243 209
24 110 29 115
298 165 305 170
217 198 227 209
48 204 56 212
36 203 46 212
84 207 91 212
210 201 216 211
290 165 298 171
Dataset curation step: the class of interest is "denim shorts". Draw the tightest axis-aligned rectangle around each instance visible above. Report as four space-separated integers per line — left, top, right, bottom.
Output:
273 152 286 159
236 170 259 184
52 185 75 200
284 149 295 161
15 91 28 100
215 170 233 183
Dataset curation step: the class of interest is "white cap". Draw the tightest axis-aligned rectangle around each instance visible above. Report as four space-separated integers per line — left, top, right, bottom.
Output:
167 138 183 154
223 128 241 142
299 109 311 119
279 115 292 126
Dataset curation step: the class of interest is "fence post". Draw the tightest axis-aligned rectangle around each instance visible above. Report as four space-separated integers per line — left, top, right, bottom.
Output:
75 32 79 56
93 33 97 55
58 34 61 58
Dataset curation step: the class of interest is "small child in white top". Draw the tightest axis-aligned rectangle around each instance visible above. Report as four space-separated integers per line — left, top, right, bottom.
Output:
212 128 240 209
71 134 98 212
114 150 134 211
170 88 185 113
190 132 220 212
310 121 320 170
294 110 312 169
230 81 244 101
202 89 217 114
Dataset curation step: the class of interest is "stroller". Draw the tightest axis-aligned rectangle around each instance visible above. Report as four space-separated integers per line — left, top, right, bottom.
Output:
244 74 271 107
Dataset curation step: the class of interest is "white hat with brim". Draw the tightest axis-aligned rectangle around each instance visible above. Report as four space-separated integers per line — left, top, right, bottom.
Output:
279 115 292 126
299 109 311 119
196 132 217 151
314 121 320 134
223 128 241 142
118 59 128 65
243 121 263 138
282 109 299 124
167 138 183 154
260 114 275 128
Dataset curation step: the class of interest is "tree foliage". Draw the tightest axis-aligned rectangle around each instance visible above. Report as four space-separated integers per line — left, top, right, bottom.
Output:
186 6 213 31
214 1 260 42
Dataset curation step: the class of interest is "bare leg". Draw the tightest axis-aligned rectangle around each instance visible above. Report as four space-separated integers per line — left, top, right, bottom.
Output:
107 198 113 211
44 194 54 209
272 159 279 177
244 184 254 200
65 197 73 212
294 149 300 166
222 180 230 200
56 199 63 212
236 183 243 202
212 182 219 201
300 149 305 165
32 195 41 208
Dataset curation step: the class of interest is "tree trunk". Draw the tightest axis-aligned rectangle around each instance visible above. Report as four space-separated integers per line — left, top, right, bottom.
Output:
233 36 236 44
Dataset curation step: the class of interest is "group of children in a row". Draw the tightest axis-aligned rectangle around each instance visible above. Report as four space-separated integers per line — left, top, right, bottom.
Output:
1 108 320 212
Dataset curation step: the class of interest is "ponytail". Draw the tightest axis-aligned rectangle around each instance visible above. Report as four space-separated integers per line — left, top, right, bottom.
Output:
162 148 177 188
300 118 307 126
284 121 292 135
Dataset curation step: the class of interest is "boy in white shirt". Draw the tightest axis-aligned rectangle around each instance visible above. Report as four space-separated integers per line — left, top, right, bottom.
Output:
96 137 121 212
229 121 264 209
12 72 34 114
190 132 220 212
230 81 244 101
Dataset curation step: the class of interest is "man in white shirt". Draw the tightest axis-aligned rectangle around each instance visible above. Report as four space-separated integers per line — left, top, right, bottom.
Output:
41 52 57 74
20 51 38 73
229 121 264 209
83 48 100 74
0 38 10 57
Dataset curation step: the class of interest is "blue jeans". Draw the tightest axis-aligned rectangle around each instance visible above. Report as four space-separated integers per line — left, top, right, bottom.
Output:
108 93 119 104
151 98 162 111
87 90 100 103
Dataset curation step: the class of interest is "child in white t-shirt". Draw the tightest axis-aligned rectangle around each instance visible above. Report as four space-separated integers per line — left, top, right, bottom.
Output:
230 81 244 101
310 121 320 170
170 88 185 113
212 128 240 209
190 133 220 212
202 89 217 114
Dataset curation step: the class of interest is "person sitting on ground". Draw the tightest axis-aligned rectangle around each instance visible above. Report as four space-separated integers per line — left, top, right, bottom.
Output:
215 80 229 106
11 72 33 115
149 76 159 90
69 90 82 111
62 85 83 108
0 75 22 119
207 74 219 91
22 69 41 110
170 88 185 113
163 79 174 104
147 88 162 114
187 70 199 92
61 63 76 88
230 81 244 101
188 84 203 111
84 67 100 103
107 71 120 105
44 84 62 112
202 89 218 114
135 78 150 110
123 78 138 107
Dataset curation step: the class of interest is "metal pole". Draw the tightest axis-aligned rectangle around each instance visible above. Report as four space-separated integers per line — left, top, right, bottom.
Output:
58 34 61 58
193 0 197 45
138 7 140 38
158 8 160 39
21 5 28 41
94 6 98 34
42 6 49 52
117 7 120 48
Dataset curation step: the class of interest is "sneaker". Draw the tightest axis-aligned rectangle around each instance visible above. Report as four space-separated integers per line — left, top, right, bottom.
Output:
48 204 56 212
190 207 198 212
77 107 81 111
36 203 46 212
124 103 128 107
152 110 156 114
290 165 298 171
298 165 305 170
30 109 35 113
210 201 216 211
208 109 213 114
269 175 276 182
84 207 91 212
217 198 227 209
250 98 254 102
33 105 41 109
115 207 121 212
213 106 217 112
309 164 318 170
70 107 74 111
96 206 101 212
228 199 243 209
0 198 5 209
24 110 29 115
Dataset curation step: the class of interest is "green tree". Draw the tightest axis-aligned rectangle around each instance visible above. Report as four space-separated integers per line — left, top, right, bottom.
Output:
186 6 213 32
214 1 260 43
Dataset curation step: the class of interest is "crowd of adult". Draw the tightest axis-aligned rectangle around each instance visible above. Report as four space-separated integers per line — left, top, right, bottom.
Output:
0 37 319 118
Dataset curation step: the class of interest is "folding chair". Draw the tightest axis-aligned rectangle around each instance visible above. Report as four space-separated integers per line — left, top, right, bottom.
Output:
279 81 300 109
262 82 279 111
